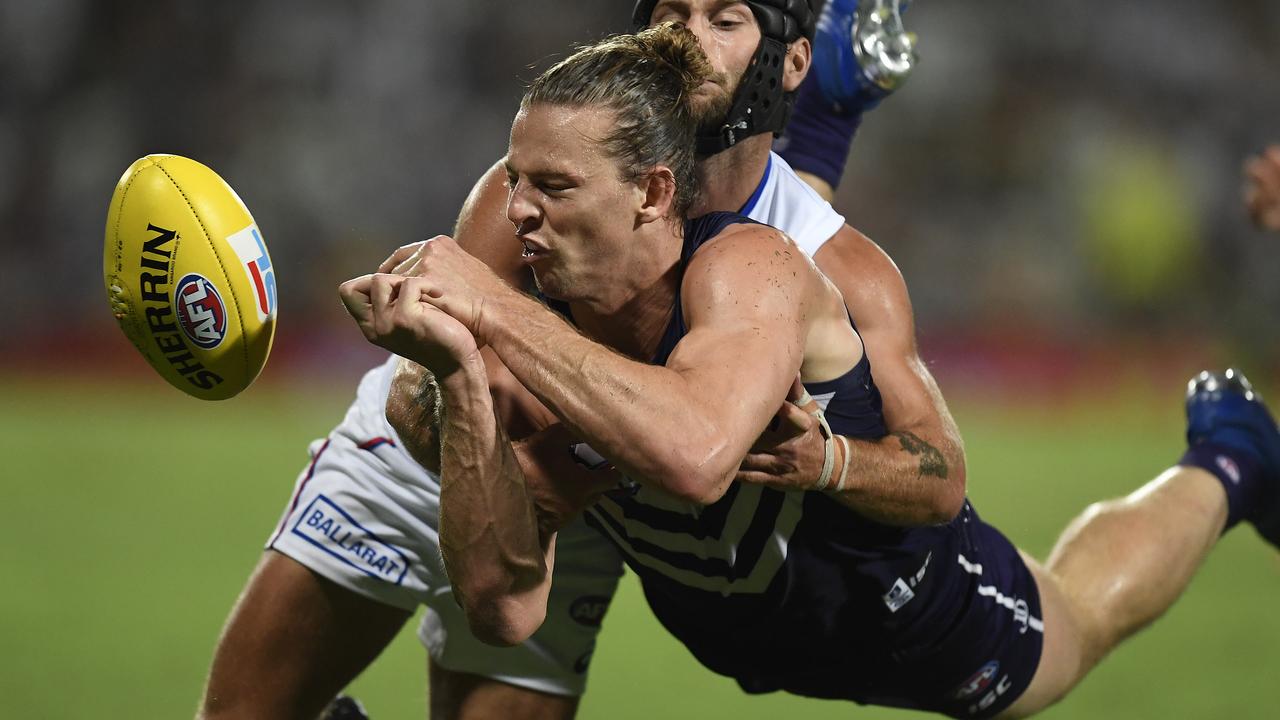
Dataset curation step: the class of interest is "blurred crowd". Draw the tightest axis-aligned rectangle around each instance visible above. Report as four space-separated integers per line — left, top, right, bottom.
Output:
2 0 1278 380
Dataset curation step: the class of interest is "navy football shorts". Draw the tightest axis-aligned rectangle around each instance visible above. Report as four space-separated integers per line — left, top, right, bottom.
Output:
701 500 1045 719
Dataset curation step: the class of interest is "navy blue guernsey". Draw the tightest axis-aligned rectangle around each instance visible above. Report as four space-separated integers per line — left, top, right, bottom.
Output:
571 212 995 707
553 212 1041 717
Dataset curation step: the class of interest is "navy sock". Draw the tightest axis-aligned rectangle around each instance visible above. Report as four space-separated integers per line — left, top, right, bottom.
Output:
1179 442 1264 530
775 76 863 190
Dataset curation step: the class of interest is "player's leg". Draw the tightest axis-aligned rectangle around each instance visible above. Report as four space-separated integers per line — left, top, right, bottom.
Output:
998 467 1227 717
419 516 624 720
198 550 411 720
428 662 579 720
776 0 918 198
199 359 440 718
1001 370 1280 717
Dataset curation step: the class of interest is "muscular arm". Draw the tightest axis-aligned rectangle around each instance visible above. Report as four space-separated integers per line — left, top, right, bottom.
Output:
453 160 533 289
337 265 557 646
433 355 551 647
385 155 550 459
385 352 618 645
814 225 966 524
380 160 607 644
473 226 810 505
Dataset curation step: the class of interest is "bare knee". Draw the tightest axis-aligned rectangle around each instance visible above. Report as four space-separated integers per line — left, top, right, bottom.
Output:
1023 468 1228 717
1056 497 1127 548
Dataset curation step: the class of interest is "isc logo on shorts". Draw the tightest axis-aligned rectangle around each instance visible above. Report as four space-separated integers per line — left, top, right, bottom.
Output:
291 495 410 585
174 273 227 348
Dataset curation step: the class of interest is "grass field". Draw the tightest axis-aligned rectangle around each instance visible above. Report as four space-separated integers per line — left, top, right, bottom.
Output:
2 371 1277 718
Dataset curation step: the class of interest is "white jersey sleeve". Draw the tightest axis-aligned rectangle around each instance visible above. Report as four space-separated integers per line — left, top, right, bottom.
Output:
740 152 845 258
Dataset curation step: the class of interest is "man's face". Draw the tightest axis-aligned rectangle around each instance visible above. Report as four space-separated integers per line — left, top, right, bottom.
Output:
648 1 762 133
505 103 646 302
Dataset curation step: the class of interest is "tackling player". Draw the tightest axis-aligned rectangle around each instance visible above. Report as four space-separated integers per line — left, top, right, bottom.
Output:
356 22 1280 719
198 2 937 719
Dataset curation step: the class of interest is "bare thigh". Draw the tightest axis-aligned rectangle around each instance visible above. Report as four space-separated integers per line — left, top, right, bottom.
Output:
999 467 1230 718
428 659 579 720
996 553 1088 719
198 550 412 720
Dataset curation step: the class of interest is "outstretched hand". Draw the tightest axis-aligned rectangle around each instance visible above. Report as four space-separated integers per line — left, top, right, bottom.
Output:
736 376 834 491
338 272 479 377
1245 145 1280 232
378 239 431 275
375 234 510 337
341 233 517 370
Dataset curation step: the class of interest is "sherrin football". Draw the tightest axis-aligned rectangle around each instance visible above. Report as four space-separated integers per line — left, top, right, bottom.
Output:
104 154 277 400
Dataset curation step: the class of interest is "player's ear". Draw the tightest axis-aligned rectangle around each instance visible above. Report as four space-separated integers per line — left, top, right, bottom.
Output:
637 166 678 225
783 37 811 92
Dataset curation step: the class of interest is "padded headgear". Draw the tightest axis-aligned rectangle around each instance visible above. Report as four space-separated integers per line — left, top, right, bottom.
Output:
632 1 816 155
742 0 816 44
631 1 815 43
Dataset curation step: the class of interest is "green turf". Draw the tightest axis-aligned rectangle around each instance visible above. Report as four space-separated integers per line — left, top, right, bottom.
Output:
1 374 1276 718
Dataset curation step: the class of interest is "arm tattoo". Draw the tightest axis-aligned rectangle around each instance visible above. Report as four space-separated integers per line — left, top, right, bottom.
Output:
892 431 949 479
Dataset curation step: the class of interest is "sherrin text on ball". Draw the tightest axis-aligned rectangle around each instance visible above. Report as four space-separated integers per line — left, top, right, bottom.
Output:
104 154 277 400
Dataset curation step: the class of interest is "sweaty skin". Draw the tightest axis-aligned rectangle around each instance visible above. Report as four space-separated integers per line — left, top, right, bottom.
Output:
368 122 1258 720
200 4 940 720
365 7 1269 719
387 164 965 526
382 0 964 525
343 100 867 644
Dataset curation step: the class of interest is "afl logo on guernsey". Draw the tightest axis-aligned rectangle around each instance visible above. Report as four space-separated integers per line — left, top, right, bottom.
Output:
174 273 227 348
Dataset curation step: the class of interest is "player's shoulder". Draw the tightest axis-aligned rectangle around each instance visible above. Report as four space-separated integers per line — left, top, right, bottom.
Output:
683 219 810 304
814 222 904 283
455 157 530 289
698 218 800 264
812 223 917 337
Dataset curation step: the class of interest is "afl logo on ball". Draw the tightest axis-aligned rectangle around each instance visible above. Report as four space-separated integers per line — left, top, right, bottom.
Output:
174 273 227 348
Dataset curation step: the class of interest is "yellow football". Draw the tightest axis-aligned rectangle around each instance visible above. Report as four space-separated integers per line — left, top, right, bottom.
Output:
104 154 277 400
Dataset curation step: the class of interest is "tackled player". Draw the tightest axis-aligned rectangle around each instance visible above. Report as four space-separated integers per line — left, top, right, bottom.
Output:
198 2 935 718
348 19 1280 720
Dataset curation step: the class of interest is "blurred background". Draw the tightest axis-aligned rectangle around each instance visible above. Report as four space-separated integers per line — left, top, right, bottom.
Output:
2 0 1279 382
2 1 1278 718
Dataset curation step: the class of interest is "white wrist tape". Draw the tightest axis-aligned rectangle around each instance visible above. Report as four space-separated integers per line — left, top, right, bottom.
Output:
811 412 853 493
793 386 849 493
833 434 852 492
812 408 836 491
